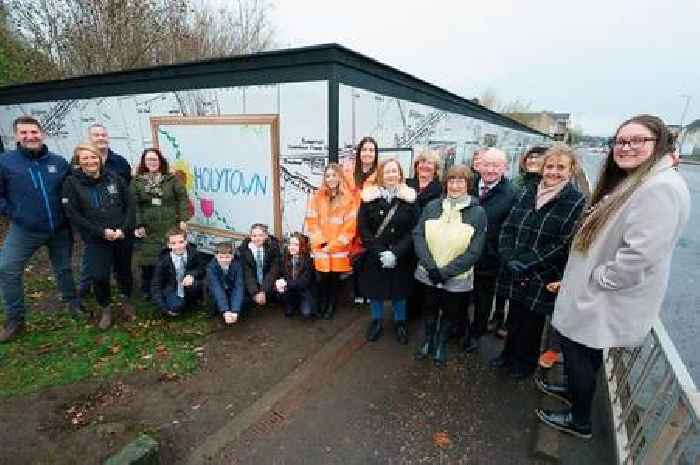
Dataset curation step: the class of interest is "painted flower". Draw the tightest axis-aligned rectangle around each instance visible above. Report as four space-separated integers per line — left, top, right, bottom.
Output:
173 158 194 191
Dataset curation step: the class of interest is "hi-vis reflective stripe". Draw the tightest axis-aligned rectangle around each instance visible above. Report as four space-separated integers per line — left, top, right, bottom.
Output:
345 211 357 220
328 217 344 225
336 234 349 244
307 209 319 218
311 251 349 259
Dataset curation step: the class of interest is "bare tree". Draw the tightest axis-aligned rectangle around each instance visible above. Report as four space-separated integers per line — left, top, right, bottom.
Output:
185 0 275 59
478 88 532 114
4 0 275 82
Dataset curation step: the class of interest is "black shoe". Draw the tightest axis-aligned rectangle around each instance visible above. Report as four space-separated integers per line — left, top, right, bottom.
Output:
65 300 87 319
462 336 478 354
0 320 25 343
536 408 592 439
534 376 572 406
323 301 336 320
508 364 534 380
78 284 92 299
488 354 512 369
415 319 437 360
366 319 383 342
395 322 408 345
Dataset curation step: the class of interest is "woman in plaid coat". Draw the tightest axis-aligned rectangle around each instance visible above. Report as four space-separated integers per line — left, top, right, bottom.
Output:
490 144 586 379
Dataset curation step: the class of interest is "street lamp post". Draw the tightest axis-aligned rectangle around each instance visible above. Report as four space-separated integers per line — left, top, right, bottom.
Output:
678 94 692 155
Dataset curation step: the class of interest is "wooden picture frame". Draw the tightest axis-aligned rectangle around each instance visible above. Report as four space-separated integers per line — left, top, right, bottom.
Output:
150 115 282 239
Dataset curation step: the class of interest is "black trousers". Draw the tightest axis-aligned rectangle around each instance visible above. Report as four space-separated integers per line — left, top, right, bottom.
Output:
470 272 506 337
85 239 133 307
501 299 545 371
317 271 341 306
407 278 427 321
560 334 603 425
423 285 470 331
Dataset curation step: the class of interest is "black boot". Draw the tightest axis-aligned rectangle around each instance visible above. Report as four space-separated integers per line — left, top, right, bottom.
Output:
462 334 478 354
415 319 437 360
317 286 328 319
323 292 337 320
433 319 452 368
366 319 383 342
394 321 408 345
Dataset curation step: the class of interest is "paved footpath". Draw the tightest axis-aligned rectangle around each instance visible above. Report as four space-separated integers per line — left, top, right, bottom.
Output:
185 310 615 465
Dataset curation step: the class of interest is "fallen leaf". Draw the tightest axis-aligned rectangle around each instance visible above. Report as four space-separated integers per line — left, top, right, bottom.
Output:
433 431 451 449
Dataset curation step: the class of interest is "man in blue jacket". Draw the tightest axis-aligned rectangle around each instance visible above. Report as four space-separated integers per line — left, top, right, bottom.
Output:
0 116 80 342
78 123 132 297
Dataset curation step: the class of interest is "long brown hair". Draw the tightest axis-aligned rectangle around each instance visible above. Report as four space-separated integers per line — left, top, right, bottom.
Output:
573 114 674 252
353 136 378 188
319 163 349 200
283 232 310 276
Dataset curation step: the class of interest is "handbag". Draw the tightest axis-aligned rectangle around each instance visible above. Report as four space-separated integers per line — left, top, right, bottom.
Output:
351 203 400 272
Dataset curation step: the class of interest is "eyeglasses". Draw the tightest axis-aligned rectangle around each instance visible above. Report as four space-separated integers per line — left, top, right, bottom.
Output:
609 137 657 149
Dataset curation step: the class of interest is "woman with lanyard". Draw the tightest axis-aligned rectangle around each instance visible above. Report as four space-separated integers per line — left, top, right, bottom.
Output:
131 148 190 300
537 115 690 439
357 159 417 344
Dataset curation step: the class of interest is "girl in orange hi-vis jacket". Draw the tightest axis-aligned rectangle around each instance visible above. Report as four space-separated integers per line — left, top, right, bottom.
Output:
305 163 359 319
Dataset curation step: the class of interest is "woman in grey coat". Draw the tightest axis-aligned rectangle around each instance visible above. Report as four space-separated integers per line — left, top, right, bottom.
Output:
537 115 691 439
413 165 487 367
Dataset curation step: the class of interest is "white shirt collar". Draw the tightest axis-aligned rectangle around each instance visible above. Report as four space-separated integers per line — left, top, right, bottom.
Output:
171 251 187 264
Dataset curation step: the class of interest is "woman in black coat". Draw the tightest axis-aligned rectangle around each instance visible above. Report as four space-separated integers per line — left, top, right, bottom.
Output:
358 159 418 344
490 144 586 379
62 144 136 330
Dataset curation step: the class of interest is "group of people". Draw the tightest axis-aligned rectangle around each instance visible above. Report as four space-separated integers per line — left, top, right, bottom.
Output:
0 114 690 441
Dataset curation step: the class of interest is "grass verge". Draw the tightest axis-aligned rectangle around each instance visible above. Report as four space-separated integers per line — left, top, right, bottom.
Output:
0 297 211 397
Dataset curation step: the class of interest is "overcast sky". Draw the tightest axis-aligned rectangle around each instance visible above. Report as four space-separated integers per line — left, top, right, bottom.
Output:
272 0 699 136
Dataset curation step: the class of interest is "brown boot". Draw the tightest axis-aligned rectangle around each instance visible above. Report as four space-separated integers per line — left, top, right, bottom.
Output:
121 301 136 321
98 307 113 330
0 321 25 343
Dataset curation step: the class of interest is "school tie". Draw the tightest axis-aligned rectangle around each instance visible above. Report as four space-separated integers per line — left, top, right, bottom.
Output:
255 248 264 285
175 255 185 298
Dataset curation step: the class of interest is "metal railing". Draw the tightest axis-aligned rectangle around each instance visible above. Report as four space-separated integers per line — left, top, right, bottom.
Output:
604 320 700 465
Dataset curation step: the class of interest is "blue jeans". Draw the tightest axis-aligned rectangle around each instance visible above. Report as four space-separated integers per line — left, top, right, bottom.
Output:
370 299 406 321
0 223 77 323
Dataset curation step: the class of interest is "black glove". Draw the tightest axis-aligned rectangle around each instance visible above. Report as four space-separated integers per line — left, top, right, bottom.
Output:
506 260 529 274
427 268 445 285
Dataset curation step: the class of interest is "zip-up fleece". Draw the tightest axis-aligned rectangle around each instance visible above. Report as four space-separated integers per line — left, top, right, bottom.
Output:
61 168 135 242
0 145 70 233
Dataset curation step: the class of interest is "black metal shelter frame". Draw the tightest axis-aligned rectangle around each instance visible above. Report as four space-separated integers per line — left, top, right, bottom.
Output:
0 43 546 161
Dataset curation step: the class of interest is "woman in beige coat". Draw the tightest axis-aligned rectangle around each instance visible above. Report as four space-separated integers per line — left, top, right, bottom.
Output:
536 115 691 439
